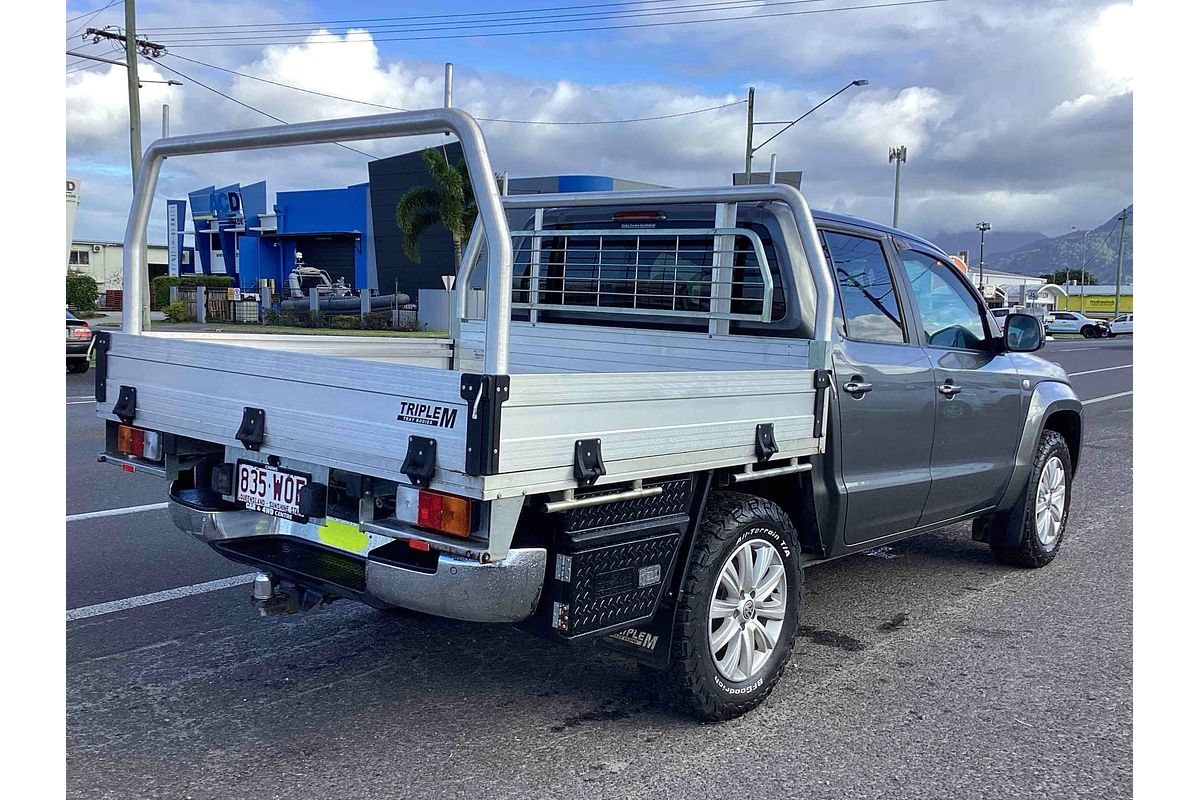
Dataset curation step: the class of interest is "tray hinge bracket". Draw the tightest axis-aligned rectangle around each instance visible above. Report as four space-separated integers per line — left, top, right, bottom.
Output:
755 422 778 463
401 435 437 488
573 438 606 487
235 407 266 451
112 385 137 424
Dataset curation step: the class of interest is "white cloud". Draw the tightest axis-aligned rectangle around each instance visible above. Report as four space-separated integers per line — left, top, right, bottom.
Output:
66 0 1132 246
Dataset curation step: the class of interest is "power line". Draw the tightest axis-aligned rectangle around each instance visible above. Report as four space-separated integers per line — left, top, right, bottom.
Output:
165 52 746 126
479 100 746 125
145 0 833 41
151 0 951 47
141 0 779 32
67 0 122 26
66 61 106 75
150 58 378 160
66 0 123 41
165 53 407 111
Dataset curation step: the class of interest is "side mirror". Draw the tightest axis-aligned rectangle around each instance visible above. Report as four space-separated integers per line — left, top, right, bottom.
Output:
1004 312 1044 352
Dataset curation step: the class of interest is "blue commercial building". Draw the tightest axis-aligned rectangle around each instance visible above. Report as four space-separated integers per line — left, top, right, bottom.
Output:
173 144 659 299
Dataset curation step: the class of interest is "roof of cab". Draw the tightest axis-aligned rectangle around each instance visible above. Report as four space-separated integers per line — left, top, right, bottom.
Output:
811 209 947 256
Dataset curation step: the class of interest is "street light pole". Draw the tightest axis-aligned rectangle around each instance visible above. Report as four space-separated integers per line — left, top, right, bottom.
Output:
1114 207 1129 317
976 221 991 289
889 145 906 228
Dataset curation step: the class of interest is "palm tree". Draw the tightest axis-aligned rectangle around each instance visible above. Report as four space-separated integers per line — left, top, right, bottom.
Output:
395 148 480 269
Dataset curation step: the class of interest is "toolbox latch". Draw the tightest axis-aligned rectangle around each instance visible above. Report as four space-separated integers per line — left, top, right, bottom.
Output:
235 407 266 451
402 436 437 488
113 385 137 424
755 422 778 463
573 438 606 487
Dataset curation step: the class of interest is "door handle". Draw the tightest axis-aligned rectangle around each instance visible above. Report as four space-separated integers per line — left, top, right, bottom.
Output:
938 381 963 397
843 380 873 395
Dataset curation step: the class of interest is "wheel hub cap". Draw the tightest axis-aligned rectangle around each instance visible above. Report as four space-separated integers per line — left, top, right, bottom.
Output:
1034 455 1067 549
708 538 788 683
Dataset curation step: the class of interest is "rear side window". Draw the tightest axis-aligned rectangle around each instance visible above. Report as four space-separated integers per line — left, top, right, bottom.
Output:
821 230 905 343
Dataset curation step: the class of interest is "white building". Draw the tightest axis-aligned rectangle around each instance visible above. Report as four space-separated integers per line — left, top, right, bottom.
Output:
68 240 173 292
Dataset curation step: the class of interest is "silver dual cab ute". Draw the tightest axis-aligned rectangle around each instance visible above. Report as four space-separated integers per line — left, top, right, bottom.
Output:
96 109 1082 720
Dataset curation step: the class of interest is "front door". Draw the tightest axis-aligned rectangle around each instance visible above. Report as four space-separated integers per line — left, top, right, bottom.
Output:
822 230 936 545
897 249 1024 524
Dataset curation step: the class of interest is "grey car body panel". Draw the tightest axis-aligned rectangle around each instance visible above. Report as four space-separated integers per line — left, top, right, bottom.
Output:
996 377 1083 510
812 218 1081 558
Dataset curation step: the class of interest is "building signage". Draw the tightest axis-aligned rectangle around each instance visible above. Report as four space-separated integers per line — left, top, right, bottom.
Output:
66 178 82 267
167 199 186 277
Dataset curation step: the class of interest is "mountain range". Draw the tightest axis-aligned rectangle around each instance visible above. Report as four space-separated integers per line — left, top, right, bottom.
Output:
931 206 1133 285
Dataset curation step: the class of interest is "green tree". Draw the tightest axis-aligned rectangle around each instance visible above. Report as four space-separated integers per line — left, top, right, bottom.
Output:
66 270 99 315
1039 269 1098 286
394 148 484 269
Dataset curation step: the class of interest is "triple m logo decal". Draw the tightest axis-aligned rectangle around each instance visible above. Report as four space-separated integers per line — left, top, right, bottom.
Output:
397 400 458 429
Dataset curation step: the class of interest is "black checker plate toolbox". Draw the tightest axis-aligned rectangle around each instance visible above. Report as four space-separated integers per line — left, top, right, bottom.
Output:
549 478 693 639
563 478 692 532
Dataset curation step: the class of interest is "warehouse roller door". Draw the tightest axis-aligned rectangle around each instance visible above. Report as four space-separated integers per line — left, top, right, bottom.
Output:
301 236 357 288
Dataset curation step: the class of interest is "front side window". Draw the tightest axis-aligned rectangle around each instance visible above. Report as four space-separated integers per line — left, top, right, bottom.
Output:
822 230 905 343
901 251 990 351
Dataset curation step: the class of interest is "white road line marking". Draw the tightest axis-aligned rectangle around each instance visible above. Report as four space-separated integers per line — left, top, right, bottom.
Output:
66 400 94 406
66 396 94 402
1069 365 1133 376
1083 391 1133 406
66 502 169 522
66 573 257 622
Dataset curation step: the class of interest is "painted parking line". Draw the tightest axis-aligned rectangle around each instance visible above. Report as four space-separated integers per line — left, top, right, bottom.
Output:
66 502 169 523
1082 391 1133 406
1068 365 1133 377
66 400 95 406
66 573 257 622
67 396 95 402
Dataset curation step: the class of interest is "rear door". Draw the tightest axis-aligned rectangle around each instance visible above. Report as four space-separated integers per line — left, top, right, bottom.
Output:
821 228 936 545
895 248 1024 524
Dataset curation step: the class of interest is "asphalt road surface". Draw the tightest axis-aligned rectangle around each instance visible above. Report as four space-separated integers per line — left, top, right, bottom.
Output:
66 338 1133 799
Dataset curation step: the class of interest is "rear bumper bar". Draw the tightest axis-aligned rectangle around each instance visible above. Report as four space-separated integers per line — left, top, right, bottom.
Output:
168 499 546 623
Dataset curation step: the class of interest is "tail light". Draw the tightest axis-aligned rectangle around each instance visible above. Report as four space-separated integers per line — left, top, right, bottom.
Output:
71 326 93 339
116 424 162 461
395 486 474 538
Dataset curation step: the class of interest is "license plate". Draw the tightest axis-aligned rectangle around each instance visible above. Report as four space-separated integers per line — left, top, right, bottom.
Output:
236 460 310 522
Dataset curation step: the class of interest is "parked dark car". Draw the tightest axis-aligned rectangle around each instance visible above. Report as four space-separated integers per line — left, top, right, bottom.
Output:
66 310 94 373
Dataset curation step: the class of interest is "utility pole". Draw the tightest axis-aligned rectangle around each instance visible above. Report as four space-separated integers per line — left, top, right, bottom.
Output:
976 221 991 289
124 1 142 190
743 86 755 183
889 145 906 228
86 11 167 331
1114 207 1129 317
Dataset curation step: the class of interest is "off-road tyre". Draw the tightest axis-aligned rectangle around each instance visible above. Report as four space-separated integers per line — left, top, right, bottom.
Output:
654 491 803 721
990 429 1073 568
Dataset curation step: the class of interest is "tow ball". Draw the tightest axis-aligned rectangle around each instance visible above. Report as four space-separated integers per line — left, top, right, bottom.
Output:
251 571 331 617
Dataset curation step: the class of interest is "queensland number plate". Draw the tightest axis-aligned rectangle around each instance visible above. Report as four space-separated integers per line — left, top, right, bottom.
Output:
236 460 310 522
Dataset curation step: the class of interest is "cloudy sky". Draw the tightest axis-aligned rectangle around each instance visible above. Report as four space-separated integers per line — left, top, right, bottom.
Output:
65 0 1132 245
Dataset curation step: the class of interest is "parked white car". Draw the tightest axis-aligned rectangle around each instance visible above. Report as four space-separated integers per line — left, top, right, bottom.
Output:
1108 313 1133 336
1045 311 1109 339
